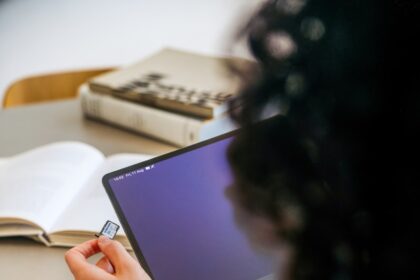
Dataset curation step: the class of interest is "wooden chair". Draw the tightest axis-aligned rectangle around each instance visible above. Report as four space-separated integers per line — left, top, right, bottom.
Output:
2 68 114 108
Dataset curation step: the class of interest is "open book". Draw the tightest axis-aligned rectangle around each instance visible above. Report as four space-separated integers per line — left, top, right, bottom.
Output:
0 142 152 249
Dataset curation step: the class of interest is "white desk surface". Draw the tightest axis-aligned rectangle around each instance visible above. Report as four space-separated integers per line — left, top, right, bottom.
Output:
0 100 177 279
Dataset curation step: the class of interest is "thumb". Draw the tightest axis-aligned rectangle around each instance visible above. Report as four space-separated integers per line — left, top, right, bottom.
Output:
96 256 115 274
98 236 136 271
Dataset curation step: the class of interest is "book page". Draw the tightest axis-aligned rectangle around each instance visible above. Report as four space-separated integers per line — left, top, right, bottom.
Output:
50 153 152 236
0 142 104 231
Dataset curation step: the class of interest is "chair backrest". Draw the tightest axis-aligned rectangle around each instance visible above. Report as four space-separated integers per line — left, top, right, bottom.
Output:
2 68 114 108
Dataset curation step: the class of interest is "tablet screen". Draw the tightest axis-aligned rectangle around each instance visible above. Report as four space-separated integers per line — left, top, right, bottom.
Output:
105 136 273 280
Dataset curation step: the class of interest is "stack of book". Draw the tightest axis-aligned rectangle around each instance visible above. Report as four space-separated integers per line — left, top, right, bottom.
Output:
80 48 254 147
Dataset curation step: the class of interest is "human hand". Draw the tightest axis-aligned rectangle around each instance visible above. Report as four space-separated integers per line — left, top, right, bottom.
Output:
65 236 151 280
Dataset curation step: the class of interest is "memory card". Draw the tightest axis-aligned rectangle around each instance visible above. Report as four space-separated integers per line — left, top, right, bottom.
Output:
95 220 120 239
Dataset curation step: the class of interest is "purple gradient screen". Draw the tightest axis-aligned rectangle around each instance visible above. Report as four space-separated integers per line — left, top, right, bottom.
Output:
108 137 272 280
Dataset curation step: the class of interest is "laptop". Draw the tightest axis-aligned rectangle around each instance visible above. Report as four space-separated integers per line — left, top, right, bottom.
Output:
103 131 274 280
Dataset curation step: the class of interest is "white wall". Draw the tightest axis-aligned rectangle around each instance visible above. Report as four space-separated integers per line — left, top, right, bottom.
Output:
0 0 259 104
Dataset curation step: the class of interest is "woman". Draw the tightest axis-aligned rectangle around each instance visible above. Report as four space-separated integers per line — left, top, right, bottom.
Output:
65 0 418 279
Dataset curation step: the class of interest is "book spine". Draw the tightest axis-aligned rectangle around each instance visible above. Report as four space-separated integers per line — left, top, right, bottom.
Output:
79 86 205 147
29 233 52 247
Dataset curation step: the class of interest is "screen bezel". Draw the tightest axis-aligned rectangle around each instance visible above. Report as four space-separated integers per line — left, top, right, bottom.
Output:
102 129 239 279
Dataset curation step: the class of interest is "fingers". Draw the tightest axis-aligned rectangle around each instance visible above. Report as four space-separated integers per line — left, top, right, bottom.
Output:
97 236 136 271
66 237 151 280
96 256 115 274
65 239 100 274
97 237 152 279
65 239 114 280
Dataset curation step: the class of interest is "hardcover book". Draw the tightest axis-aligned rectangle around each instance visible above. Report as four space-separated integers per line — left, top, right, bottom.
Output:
88 48 253 118
79 84 236 147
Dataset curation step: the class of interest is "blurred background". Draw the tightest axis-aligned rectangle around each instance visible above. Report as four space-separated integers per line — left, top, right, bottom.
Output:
0 0 258 105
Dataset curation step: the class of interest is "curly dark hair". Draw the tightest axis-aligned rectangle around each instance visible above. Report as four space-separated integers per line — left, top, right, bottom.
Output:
227 0 419 279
